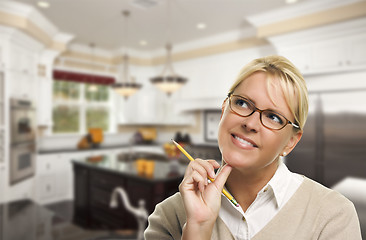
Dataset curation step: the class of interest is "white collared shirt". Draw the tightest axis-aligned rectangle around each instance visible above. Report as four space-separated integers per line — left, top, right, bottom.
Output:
219 161 304 240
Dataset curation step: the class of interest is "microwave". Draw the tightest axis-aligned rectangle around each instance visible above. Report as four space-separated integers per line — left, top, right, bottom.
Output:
10 98 35 144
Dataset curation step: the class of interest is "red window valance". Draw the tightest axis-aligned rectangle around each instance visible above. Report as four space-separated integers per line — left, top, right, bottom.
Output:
53 70 115 85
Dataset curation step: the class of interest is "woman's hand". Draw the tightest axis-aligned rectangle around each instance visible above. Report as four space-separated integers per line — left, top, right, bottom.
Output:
179 159 232 239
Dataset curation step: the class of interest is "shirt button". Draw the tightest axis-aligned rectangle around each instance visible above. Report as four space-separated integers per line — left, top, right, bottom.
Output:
263 187 268 193
242 216 246 222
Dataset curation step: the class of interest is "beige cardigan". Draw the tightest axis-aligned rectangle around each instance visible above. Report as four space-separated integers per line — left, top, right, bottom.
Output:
144 177 362 240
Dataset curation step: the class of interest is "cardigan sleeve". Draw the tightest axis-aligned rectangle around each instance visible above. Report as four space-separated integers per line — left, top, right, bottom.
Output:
144 193 186 240
317 191 362 240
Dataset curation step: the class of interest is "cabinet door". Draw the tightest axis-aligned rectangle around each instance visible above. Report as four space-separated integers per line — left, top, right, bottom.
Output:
36 154 72 203
312 40 344 71
38 174 57 199
346 34 366 68
280 46 312 74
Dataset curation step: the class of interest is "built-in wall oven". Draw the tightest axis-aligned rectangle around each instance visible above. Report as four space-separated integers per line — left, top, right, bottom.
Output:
10 98 36 185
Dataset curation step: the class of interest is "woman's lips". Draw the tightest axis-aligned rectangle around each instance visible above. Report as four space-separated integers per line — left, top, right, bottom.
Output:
231 134 258 149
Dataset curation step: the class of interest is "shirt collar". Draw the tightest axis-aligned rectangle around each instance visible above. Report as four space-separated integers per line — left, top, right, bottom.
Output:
222 160 293 210
261 160 292 208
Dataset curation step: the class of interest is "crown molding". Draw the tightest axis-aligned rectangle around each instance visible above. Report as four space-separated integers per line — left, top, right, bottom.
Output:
0 1 58 38
267 17 366 48
0 1 73 51
247 0 362 27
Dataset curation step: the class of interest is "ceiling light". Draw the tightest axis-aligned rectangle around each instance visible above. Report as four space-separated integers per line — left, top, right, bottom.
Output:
196 23 207 30
150 0 187 96
286 0 298 4
150 43 187 96
88 43 98 92
139 40 148 46
112 10 141 99
37 1 50 8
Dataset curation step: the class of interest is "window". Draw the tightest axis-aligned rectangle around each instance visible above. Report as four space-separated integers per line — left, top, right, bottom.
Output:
52 80 112 134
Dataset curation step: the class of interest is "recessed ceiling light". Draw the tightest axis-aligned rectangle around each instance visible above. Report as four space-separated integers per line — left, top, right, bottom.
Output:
286 0 298 4
196 23 207 30
37 1 50 8
139 40 148 46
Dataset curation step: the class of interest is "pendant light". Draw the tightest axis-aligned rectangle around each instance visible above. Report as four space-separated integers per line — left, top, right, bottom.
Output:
88 42 98 92
150 1 187 96
112 10 141 99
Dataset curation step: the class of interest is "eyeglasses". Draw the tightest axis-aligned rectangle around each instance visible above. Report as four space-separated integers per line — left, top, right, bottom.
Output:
227 94 300 130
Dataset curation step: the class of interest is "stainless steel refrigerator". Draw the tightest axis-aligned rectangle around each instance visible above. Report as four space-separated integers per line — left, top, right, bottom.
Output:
286 89 366 187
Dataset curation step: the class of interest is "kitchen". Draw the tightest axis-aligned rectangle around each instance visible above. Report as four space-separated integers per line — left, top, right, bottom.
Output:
1 0 366 239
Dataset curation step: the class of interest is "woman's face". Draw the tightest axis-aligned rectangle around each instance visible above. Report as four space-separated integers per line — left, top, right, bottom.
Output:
218 71 302 174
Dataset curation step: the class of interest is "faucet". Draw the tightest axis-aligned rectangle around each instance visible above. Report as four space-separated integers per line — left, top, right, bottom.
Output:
110 187 148 240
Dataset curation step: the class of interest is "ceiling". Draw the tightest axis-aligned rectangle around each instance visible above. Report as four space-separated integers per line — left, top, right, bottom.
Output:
11 0 308 51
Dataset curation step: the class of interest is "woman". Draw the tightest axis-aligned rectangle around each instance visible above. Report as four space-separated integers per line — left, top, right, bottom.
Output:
144 56 362 240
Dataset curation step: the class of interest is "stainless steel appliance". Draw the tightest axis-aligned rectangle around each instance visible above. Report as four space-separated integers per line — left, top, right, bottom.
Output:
9 98 36 185
10 99 35 143
286 89 366 187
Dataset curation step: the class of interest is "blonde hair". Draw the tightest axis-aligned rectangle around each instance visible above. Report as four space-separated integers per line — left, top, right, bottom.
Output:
228 55 308 130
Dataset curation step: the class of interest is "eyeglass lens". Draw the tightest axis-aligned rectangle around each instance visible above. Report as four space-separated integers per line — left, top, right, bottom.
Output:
230 95 287 130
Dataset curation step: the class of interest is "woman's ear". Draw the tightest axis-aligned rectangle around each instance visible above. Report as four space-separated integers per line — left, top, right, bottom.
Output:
282 131 303 156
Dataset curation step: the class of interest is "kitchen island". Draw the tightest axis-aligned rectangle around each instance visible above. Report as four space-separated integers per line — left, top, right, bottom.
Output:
72 152 186 231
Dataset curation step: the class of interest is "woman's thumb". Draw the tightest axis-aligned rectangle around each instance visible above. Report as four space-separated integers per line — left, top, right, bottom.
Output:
213 164 232 190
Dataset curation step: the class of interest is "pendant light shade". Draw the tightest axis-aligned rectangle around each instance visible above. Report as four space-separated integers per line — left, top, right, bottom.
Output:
112 10 141 99
88 42 98 92
150 43 187 96
112 54 141 99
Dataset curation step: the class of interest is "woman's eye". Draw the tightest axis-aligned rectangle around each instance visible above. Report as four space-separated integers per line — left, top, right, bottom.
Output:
265 111 284 124
235 99 250 108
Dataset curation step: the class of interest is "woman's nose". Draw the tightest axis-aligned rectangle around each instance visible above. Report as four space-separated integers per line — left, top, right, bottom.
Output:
241 111 261 132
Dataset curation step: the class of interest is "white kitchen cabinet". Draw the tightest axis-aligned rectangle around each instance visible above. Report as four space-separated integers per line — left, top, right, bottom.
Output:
36 154 67 204
311 40 344 72
36 152 89 204
6 70 36 100
345 34 366 68
4 35 43 102
35 149 123 204
279 34 366 75
7 43 37 76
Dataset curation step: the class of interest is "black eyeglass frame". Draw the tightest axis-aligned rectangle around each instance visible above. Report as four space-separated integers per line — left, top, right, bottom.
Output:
227 94 300 130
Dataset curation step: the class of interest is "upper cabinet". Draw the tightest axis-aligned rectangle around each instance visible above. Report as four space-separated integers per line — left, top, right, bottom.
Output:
279 33 366 75
6 38 42 101
267 16 366 76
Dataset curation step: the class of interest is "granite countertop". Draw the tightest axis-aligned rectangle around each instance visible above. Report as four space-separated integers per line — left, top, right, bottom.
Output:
0 200 136 240
37 143 161 155
72 152 187 182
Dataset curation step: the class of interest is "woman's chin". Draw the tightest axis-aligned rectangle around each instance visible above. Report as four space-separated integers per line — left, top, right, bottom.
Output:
222 151 251 168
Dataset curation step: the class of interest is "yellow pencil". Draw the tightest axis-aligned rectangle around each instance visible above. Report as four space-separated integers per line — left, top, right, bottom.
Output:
172 140 239 207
